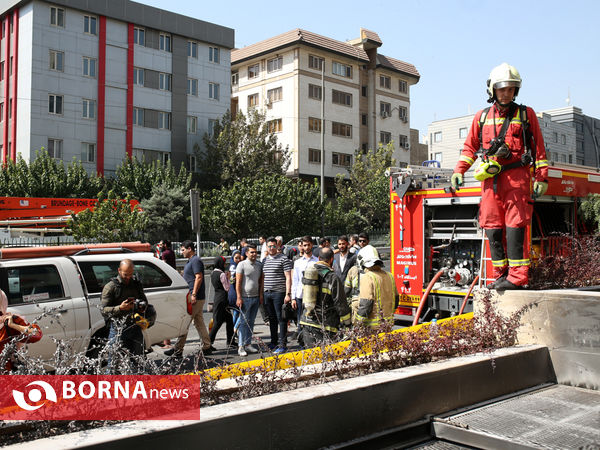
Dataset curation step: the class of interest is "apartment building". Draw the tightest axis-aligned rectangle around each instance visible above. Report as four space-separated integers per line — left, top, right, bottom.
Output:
427 108 577 170
230 28 419 188
0 0 233 175
544 106 600 167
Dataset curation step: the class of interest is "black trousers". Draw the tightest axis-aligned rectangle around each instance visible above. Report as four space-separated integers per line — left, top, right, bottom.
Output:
209 300 235 345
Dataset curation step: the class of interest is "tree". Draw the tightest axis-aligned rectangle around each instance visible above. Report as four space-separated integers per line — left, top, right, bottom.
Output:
199 109 290 189
140 184 191 243
67 191 147 242
198 175 322 238
580 193 600 233
325 143 395 232
0 150 105 198
112 158 192 201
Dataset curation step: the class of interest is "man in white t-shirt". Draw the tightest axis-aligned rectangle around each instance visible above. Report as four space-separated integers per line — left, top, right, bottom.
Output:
259 235 268 262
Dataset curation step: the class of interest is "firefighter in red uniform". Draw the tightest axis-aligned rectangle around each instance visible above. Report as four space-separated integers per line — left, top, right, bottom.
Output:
451 63 548 290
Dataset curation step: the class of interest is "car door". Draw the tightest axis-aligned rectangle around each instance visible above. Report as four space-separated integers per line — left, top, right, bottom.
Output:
0 260 77 362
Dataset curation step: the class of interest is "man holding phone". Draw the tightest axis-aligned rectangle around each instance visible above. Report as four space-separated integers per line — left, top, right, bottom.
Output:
101 259 150 360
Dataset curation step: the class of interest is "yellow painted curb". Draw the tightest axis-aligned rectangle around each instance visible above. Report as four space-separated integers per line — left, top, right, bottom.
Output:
201 313 474 381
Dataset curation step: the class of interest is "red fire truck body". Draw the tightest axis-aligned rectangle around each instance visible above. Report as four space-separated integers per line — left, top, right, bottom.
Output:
389 163 600 322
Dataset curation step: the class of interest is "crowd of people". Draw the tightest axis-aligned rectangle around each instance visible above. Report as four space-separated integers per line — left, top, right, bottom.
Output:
192 232 400 357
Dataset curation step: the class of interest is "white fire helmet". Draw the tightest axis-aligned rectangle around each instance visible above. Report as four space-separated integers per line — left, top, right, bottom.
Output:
357 245 383 270
486 63 521 103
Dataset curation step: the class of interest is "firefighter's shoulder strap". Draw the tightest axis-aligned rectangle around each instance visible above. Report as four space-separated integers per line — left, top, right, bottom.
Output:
477 106 491 150
478 104 515 153
500 104 536 173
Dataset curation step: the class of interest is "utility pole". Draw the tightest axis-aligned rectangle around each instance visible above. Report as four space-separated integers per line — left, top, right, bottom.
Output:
189 188 201 255
320 61 325 236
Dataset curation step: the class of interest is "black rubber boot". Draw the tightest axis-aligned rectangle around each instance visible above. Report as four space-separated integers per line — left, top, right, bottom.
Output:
486 276 506 290
492 278 522 291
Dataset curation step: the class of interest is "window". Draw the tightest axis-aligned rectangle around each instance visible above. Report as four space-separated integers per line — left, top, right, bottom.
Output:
158 112 171 130
0 102 3 121
361 85 368 97
49 50 64 72
308 84 322 100
187 116 197 134
159 33 171 52
209 82 220 100
0 61 3 80
459 127 468 139
47 138 63 159
82 99 96 119
77 261 170 294
332 152 352 167
308 55 324 71
82 56 97 77
231 71 239 86
50 7 65 27
209 47 220 63
133 107 144 126
379 75 391 89
553 132 558 143
188 154 197 172
434 152 443 163
187 78 198 96
399 80 408 93
84 15 97 35
133 67 144 86
159 73 172 91
81 143 96 163
332 121 352 138
4 265 65 305
308 117 322 133
208 119 218 137
399 134 408 148
48 94 63 115
267 87 282 103
247 93 259 108
308 148 321 163
561 134 566 145
187 41 198 58
361 114 367 126
267 56 283 73
332 61 352 78
134 27 145 45
569 154 573 163
267 119 282 133
248 64 259 79
332 89 352 107
380 131 392 144
434 131 442 143
380 102 391 117
398 106 408 121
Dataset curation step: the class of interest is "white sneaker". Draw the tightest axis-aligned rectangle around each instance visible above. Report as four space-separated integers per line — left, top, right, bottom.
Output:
238 346 248 357
245 345 258 354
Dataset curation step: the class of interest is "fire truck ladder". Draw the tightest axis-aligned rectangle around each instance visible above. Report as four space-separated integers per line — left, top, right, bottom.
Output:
478 234 491 287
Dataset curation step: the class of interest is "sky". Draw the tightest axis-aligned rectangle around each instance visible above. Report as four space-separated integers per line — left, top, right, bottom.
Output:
140 0 600 142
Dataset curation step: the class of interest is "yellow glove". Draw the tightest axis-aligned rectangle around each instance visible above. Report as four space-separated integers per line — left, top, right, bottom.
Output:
450 173 464 189
133 313 150 330
533 181 548 197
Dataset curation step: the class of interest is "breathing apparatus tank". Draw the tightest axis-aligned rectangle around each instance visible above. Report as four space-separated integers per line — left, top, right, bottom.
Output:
302 262 319 315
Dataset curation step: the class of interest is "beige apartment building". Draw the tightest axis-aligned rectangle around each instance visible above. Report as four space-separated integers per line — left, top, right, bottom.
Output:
230 28 419 192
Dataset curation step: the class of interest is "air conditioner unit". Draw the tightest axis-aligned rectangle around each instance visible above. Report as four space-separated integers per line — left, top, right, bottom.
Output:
404 142 410 150
381 111 390 118
265 98 272 106
401 117 408 123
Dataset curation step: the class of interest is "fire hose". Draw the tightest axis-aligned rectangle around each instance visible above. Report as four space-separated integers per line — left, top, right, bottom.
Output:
459 275 479 315
412 268 445 326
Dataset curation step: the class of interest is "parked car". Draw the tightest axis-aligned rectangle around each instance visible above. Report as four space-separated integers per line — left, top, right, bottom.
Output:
0 252 190 365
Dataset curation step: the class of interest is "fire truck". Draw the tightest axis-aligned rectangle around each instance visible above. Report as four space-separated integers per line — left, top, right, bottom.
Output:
389 162 600 323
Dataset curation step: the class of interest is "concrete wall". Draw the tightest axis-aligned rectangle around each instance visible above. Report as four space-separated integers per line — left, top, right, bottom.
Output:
475 289 600 390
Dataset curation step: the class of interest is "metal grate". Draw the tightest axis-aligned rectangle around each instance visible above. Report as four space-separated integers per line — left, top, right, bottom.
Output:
439 385 600 449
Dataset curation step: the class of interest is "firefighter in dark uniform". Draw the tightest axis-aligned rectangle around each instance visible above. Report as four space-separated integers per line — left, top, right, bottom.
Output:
300 247 352 347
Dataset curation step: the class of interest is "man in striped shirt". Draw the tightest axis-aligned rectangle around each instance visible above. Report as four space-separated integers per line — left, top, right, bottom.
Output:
262 237 293 353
